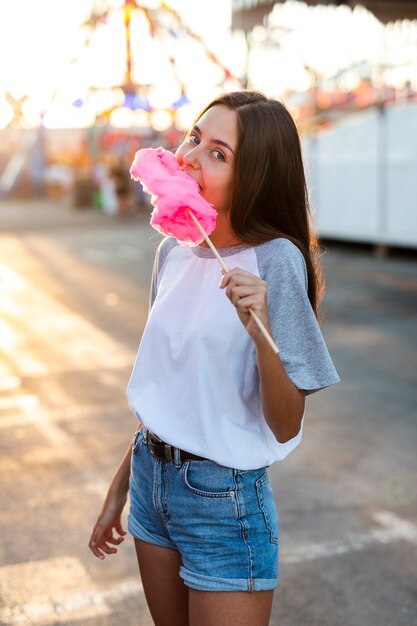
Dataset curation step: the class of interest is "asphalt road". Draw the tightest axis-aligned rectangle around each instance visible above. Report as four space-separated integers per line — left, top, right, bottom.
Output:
0 199 416 626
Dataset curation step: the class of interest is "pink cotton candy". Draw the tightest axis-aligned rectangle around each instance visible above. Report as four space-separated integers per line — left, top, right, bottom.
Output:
130 147 218 247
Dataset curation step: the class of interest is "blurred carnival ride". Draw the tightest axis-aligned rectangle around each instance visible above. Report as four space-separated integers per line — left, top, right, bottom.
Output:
0 0 241 213
1 0 416 229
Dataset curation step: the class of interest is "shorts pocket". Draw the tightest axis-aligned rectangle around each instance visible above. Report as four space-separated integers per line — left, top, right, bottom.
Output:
132 427 144 454
182 461 236 498
255 472 279 544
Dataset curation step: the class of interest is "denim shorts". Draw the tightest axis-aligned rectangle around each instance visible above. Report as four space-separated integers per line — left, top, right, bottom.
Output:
127 427 279 592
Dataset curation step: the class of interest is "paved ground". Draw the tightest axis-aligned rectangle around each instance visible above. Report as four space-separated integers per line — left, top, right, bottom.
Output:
0 199 416 626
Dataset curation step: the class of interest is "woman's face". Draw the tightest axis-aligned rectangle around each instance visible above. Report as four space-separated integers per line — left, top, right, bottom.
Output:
175 105 238 215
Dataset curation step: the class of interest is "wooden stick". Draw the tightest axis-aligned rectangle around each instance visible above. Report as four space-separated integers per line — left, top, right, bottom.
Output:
186 209 229 273
247 310 279 354
186 209 280 354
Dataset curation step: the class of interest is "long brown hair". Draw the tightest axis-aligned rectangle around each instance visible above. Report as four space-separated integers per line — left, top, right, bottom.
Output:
196 90 325 322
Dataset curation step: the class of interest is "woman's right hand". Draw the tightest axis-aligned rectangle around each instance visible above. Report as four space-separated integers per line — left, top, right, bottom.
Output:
88 487 128 560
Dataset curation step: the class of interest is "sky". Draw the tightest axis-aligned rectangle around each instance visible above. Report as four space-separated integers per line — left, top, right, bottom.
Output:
0 0 416 129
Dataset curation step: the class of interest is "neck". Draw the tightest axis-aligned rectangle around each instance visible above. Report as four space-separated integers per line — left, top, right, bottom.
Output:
200 213 243 248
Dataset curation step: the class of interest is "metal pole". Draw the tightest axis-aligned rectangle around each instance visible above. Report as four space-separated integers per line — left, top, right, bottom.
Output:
243 31 251 89
124 0 134 88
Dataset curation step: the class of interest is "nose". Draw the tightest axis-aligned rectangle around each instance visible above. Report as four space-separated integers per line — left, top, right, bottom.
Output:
181 145 200 170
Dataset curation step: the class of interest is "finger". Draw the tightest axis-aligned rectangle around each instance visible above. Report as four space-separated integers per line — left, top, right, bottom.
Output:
220 267 248 288
115 522 127 536
106 534 125 545
219 273 229 288
89 539 106 560
99 543 118 555
222 272 264 291
227 283 265 304
235 296 258 312
89 522 113 555
89 523 105 546
226 284 256 305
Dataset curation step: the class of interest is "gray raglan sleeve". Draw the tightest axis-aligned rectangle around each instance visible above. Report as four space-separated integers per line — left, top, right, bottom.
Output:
149 237 178 311
256 239 341 395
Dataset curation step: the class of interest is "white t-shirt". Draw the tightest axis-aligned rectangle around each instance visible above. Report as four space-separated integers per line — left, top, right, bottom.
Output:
127 237 340 470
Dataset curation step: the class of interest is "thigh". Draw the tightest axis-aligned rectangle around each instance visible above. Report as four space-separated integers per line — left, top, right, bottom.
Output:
134 539 189 626
189 589 273 626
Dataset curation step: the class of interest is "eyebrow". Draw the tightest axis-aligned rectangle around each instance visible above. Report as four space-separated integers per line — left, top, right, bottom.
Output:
193 125 235 155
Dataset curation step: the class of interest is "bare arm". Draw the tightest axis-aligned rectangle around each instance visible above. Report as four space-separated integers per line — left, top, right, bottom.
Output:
108 422 141 496
221 268 305 443
253 327 305 442
88 423 141 560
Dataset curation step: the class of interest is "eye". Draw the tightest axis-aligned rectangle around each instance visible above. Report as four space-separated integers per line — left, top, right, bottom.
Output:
189 133 199 145
212 149 225 161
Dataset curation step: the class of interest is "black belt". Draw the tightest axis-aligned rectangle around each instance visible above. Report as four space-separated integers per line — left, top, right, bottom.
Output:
145 429 207 463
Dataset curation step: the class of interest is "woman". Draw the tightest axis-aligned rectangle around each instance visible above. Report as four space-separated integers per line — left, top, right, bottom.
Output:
89 90 340 626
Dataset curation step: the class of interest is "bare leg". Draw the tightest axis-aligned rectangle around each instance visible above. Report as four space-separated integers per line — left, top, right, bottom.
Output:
189 589 273 626
134 538 189 626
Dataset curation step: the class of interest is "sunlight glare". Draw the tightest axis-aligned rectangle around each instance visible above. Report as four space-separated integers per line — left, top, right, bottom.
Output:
0 376 22 392
109 107 136 128
0 97 13 129
174 104 197 131
148 84 182 109
0 265 26 291
150 109 173 131
0 321 17 350
43 102 96 129
134 109 151 128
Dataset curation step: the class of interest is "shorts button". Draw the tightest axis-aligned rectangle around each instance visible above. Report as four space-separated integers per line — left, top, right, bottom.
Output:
230 491 235 497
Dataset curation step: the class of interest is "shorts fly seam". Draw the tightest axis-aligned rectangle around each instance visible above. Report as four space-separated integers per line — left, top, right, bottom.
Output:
162 462 170 523
234 471 254 591
152 458 170 525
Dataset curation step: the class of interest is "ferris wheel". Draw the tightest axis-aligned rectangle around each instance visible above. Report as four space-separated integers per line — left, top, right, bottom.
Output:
76 0 242 130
